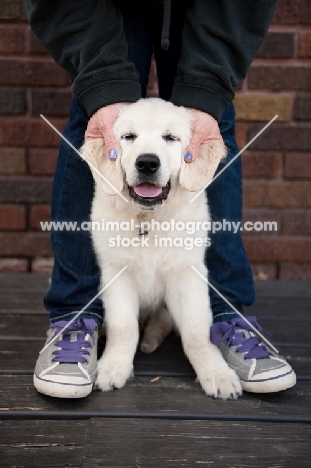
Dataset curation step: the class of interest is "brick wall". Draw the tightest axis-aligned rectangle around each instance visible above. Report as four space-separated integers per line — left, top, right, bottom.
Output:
0 0 310 279
0 0 69 273
235 0 311 280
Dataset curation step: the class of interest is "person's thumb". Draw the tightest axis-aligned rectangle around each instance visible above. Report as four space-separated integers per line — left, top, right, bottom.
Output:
103 129 118 161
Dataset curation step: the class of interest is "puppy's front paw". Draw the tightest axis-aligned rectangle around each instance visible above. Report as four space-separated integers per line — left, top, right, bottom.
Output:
95 358 133 392
200 366 242 400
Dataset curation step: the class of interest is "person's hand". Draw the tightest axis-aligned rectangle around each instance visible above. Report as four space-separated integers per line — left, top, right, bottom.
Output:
84 102 130 160
184 108 224 163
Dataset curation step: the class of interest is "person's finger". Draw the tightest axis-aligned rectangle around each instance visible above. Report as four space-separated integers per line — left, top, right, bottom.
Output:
185 133 224 163
84 102 131 159
84 111 104 141
84 128 103 141
85 121 118 159
184 108 224 163
184 135 202 163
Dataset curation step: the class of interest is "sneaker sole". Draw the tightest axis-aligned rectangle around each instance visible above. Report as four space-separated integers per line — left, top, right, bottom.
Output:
240 369 297 393
33 374 93 399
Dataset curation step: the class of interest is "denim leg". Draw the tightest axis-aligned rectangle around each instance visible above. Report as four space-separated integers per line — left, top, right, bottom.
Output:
44 97 104 325
122 9 154 97
205 103 255 323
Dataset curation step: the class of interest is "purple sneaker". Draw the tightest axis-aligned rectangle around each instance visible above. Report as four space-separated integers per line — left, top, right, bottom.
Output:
211 316 296 393
34 318 98 398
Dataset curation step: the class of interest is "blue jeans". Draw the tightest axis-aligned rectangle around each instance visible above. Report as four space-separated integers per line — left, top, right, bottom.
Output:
45 2 255 325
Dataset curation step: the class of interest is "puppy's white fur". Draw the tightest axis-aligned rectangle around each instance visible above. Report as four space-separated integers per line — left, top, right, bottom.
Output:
81 98 242 399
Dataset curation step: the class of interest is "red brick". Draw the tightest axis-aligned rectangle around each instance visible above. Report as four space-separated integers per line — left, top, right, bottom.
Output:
250 263 277 280
0 204 26 230
0 147 26 174
0 0 27 20
248 66 311 92
0 88 25 114
299 0 311 23
281 209 311 235
0 118 66 147
243 181 311 208
31 257 54 273
272 0 311 25
247 124 311 151
30 205 51 230
27 27 48 55
234 94 291 122
28 149 58 175
297 32 311 58
235 123 247 148
272 0 300 24
284 153 311 179
0 59 69 87
293 94 311 121
242 209 281 235
0 232 52 256
244 236 311 262
0 25 25 54
31 89 72 117
257 32 294 58
280 263 311 280
0 176 53 203
242 152 282 179
0 258 28 272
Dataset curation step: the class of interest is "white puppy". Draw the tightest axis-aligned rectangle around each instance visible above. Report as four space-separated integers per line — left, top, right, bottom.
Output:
81 98 242 399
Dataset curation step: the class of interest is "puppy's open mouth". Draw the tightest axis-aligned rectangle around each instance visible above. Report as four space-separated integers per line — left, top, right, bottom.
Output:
128 181 171 206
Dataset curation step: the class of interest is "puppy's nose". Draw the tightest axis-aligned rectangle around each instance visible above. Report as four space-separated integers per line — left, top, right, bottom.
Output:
135 154 160 175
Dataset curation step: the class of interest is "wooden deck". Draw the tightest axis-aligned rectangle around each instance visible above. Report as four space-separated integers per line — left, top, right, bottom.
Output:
0 273 310 467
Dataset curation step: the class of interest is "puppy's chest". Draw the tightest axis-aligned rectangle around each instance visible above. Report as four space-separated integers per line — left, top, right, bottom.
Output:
93 219 207 257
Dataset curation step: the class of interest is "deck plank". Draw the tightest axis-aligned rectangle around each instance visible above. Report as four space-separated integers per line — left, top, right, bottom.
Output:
0 420 87 467
82 418 311 468
0 314 49 337
254 280 311 297
1 312 310 342
0 295 44 310
0 273 50 290
1 274 310 296
0 376 310 422
0 339 310 377
245 297 311 319
1 295 310 316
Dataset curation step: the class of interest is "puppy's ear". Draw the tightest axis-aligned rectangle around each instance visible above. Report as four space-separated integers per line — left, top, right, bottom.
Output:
179 142 227 192
80 138 123 195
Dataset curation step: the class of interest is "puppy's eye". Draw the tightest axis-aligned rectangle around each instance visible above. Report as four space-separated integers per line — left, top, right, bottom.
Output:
163 133 179 142
121 133 137 141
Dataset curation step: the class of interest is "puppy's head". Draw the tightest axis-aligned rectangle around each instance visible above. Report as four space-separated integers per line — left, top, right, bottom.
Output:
81 98 226 209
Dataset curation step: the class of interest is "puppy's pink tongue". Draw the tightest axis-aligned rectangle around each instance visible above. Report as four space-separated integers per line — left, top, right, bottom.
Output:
134 183 162 198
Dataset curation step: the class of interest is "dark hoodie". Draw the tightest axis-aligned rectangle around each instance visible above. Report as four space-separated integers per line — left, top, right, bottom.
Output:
24 0 277 121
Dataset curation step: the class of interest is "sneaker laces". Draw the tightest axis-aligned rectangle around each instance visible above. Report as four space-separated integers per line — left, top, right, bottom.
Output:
210 316 271 359
49 318 97 364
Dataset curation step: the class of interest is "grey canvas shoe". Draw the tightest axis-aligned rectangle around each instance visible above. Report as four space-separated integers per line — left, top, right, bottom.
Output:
211 316 296 393
34 318 98 398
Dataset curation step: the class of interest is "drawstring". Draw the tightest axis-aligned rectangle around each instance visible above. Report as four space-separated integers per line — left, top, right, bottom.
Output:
161 0 171 50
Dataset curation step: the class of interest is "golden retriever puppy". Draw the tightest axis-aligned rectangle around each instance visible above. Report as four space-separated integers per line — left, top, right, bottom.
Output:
81 98 242 399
